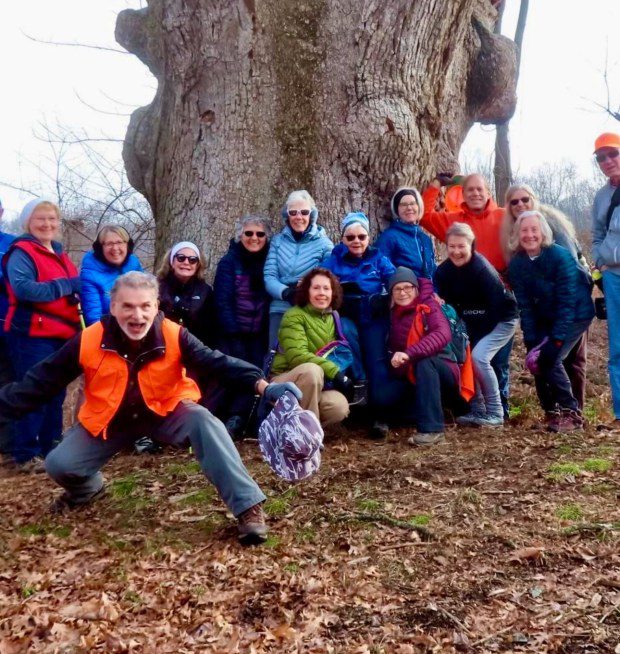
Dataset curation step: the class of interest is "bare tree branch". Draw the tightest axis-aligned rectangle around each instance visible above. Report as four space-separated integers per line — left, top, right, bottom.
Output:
22 31 129 55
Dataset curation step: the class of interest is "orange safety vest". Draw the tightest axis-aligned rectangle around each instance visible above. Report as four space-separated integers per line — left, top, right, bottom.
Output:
78 319 201 437
405 304 475 401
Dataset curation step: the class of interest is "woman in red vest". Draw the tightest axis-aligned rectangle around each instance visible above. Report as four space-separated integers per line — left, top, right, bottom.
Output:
2 198 80 472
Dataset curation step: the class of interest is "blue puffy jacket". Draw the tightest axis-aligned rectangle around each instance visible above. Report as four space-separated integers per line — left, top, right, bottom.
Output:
508 244 594 346
323 243 395 294
264 223 333 316
0 231 16 327
375 221 436 279
80 250 143 325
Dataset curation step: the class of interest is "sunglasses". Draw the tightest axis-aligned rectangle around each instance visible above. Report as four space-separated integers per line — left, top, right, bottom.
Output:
244 230 266 238
174 254 199 264
510 196 531 206
344 233 368 242
288 209 311 217
595 149 620 163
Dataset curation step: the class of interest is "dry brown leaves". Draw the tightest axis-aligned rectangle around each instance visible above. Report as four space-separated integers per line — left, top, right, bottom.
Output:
0 322 618 652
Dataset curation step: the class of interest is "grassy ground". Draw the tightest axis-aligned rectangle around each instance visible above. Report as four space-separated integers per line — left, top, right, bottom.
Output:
0 322 618 653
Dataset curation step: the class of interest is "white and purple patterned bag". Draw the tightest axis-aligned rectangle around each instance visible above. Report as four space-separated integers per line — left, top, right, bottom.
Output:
258 391 324 481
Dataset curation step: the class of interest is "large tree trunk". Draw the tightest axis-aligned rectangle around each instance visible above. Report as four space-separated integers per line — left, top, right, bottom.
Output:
116 0 517 271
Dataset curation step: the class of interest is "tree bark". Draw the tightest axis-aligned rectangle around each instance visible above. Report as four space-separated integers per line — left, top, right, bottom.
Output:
116 0 517 271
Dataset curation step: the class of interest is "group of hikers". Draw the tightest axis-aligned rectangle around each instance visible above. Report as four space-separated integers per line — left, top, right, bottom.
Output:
0 130 618 545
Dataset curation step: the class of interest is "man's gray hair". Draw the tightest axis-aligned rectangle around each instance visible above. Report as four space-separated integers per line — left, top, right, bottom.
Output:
508 210 555 252
110 271 159 300
234 214 272 242
446 221 475 245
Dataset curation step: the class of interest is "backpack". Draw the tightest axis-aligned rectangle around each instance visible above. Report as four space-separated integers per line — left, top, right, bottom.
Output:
441 303 469 364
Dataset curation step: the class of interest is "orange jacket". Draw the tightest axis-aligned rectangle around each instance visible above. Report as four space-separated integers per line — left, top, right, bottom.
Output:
421 186 507 273
78 319 201 437
405 304 475 401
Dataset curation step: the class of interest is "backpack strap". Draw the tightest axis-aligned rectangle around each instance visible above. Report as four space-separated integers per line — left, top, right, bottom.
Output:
605 185 620 232
332 311 350 344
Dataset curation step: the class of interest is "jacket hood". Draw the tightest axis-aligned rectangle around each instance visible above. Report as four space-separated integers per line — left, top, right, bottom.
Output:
390 187 424 221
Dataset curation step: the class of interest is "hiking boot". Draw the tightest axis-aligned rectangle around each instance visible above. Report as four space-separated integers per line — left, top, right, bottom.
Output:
237 502 268 545
225 415 245 441
557 409 584 433
544 411 561 433
349 381 368 407
134 436 160 454
17 456 46 474
49 486 106 514
408 432 445 447
368 421 389 440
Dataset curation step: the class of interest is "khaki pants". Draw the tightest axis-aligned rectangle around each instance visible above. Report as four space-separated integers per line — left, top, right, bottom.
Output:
271 363 349 427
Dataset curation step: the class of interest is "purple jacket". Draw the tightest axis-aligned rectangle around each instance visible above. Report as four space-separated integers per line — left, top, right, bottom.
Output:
214 240 269 335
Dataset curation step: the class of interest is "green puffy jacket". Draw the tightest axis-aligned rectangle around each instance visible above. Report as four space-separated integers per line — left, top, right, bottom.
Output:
270 304 339 379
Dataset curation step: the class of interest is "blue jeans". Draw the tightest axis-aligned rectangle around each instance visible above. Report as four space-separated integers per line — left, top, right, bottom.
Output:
491 337 513 418
45 401 266 517
471 320 517 419
9 333 66 463
372 357 465 432
603 271 620 417
535 319 592 412
358 315 391 412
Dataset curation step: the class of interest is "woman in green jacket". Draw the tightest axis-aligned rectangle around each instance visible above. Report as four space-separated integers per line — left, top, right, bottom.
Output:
270 268 352 426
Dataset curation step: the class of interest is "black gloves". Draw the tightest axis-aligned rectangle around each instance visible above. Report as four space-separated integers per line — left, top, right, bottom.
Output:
332 371 354 397
537 339 563 370
282 284 298 303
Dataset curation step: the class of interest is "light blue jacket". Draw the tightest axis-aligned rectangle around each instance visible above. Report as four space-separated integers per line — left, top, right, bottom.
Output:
80 250 143 325
264 223 333 315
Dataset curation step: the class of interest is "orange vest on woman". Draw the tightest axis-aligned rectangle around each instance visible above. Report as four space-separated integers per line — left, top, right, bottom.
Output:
78 319 201 437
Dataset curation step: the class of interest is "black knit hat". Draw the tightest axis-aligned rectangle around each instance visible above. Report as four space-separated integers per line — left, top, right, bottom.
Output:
388 266 419 294
390 187 424 221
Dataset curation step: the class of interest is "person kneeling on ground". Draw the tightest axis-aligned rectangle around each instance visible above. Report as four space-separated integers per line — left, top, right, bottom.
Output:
0 271 301 545
381 267 470 446
268 268 356 428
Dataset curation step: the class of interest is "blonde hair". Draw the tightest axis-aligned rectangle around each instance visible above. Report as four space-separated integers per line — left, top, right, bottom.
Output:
24 200 60 233
97 225 130 244
501 185 575 262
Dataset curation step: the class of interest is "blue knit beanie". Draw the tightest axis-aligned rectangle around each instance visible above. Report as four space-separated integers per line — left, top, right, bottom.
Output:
341 211 370 235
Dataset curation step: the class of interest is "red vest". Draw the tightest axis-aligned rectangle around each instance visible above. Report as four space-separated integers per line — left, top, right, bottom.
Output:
78 319 201 438
4 239 80 339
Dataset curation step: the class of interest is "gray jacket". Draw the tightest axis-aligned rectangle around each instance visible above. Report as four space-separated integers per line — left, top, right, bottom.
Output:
592 183 620 274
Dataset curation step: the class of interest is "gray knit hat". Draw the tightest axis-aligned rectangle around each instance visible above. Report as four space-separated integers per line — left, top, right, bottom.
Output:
388 266 419 294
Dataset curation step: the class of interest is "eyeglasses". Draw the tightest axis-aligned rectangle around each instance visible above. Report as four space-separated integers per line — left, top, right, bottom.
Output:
595 149 620 163
344 233 368 242
399 202 418 209
288 209 311 217
174 254 199 264
102 240 126 248
510 196 531 206
243 230 266 238
392 284 416 294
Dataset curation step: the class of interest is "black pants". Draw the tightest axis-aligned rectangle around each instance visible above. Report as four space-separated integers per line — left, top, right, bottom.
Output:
0 335 13 454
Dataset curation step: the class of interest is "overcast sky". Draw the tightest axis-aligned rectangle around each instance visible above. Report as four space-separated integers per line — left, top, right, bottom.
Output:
1 0 619 218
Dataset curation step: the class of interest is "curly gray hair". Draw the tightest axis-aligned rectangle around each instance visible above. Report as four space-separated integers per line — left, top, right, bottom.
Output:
234 215 272 242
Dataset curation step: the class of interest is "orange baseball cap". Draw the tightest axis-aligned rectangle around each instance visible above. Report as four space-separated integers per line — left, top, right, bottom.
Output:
593 132 620 152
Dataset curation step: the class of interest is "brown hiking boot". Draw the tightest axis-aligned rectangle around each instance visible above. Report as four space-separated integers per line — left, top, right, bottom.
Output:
49 486 106 514
557 409 584 433
237 502 268 545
